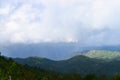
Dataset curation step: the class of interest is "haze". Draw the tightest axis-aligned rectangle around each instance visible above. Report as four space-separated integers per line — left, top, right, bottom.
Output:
0 0 120 59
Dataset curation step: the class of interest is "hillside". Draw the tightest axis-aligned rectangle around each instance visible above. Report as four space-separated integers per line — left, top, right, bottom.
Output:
1 54 120 80
0 56 64 80
83 50 120 60
14 54 120 76
1 55 105 80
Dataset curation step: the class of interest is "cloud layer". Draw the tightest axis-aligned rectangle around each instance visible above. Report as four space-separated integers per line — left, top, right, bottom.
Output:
1 0 120 46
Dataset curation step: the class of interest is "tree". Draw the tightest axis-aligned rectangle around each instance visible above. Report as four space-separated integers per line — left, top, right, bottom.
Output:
0 52 1 56
41 77 49 80
84 74 99 80
113 75 120 80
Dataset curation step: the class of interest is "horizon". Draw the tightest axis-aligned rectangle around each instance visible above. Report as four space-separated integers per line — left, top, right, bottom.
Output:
1 43 120 60
1 0 120 59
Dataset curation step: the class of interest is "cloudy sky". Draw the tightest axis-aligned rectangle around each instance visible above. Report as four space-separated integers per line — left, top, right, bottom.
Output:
1 0 120 46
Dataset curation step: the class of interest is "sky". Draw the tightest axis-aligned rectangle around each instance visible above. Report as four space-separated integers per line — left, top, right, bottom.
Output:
1 0 120 59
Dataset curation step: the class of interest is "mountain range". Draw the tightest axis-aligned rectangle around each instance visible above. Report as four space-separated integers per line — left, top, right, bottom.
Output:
14 50 120 76
2 55 120 80
2 43 120 60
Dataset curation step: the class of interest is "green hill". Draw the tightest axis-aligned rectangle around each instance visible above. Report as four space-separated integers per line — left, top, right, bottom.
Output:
0 56 59 80
14 54 120 76
0 56 85 80
84 50 120 60
2 54 120 80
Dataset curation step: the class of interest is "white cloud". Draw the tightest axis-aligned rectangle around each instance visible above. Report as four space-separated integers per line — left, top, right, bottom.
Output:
0 0 120 46
0 6 11 15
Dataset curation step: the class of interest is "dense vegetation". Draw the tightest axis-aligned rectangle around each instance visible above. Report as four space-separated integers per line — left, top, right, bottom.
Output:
0 56 60 80
15 54 120 76
1 55 120 80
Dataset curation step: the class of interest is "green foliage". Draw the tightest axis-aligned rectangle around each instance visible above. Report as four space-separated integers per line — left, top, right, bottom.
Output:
15 54 120 76
1 55 120 80
112 75 120 80
83 74 99 80
41 77 49 80
0 56 44 80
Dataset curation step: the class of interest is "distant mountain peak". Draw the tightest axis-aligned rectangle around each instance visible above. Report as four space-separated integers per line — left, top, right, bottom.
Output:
28 56 45 60
84 50 120 60
14 52 120 76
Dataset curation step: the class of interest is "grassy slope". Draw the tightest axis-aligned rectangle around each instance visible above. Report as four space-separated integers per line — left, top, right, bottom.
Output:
84 50 120 59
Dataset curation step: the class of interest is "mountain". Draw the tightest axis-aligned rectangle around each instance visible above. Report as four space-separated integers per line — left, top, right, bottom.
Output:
14 53 120 76
0 56 54 80
0 56 84 80
2 43 120 60
14 56 56 68
2 52 120 80
83 50 120 60
2 55 112 80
